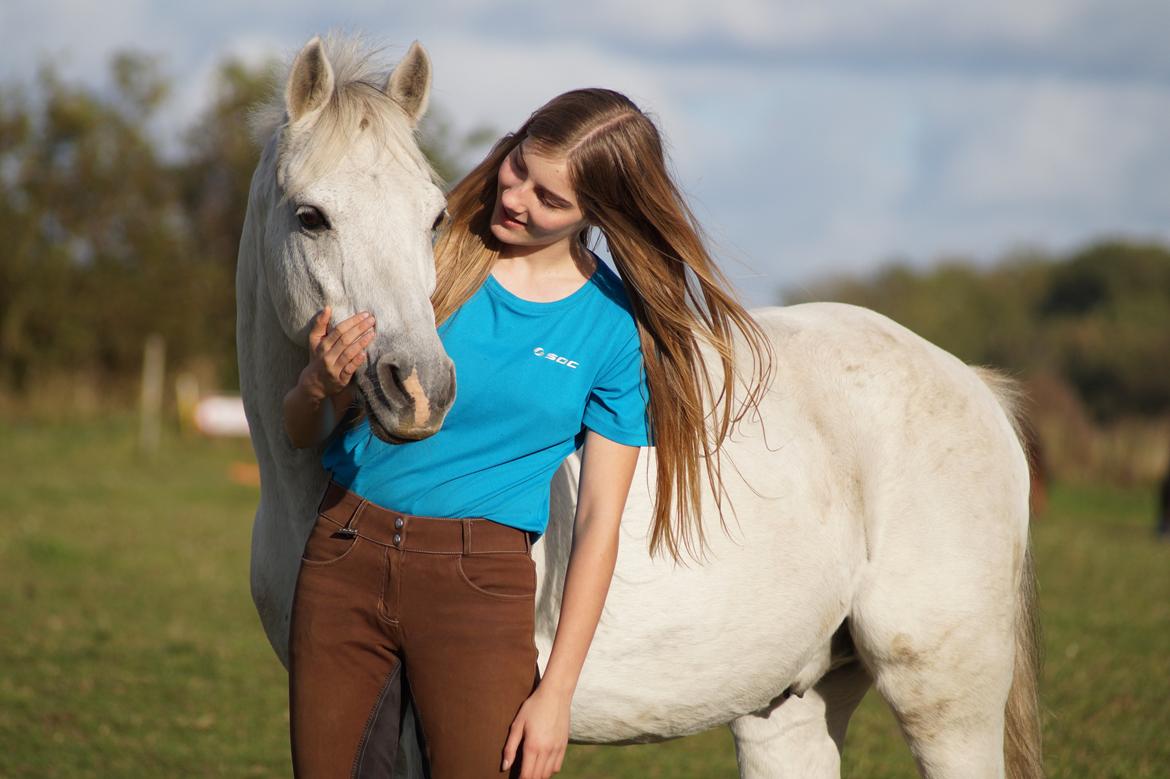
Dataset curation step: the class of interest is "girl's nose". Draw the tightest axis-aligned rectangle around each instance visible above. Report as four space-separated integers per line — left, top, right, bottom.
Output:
500 187 524 214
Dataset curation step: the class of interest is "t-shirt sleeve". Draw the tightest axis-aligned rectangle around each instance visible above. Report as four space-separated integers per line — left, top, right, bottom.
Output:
581 326 652 447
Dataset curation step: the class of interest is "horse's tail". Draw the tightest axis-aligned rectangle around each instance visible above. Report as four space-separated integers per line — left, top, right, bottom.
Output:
1004 544 1044 778
972 366 1045 779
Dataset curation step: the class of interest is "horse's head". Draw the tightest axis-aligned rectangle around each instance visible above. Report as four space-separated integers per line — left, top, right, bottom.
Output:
251 36 455 441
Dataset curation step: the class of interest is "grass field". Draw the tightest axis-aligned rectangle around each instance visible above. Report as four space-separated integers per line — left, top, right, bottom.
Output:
2 416 1168 777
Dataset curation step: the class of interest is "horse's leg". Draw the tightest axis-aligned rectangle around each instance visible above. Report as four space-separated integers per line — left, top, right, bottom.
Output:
850 519 1020 777
730 661 870 779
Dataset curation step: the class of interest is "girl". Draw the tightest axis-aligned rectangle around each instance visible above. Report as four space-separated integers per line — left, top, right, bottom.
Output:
282 88 772 779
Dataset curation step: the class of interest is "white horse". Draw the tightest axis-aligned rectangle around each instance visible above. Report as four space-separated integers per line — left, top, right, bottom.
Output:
237 35 1042 779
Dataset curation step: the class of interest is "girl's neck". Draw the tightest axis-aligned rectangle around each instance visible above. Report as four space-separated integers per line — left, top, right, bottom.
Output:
496 237 594 281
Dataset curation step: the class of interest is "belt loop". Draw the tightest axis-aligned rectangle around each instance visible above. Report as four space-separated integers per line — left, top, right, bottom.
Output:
524 531 531 554
345 498 366 531
461 518 473 555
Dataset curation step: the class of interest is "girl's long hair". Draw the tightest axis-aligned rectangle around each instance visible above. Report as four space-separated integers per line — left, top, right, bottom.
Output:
432 88 774 561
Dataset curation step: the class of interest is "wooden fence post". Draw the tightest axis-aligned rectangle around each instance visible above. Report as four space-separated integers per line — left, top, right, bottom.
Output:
139 335 165 454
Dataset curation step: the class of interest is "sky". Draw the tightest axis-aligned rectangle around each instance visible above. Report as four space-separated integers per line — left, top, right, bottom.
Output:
4 0 1169 306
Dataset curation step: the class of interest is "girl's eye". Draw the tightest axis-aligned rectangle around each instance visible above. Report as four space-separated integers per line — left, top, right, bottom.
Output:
297 206 330 231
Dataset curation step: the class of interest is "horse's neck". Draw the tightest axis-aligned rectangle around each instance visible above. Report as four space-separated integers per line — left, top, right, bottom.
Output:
236 219 328 523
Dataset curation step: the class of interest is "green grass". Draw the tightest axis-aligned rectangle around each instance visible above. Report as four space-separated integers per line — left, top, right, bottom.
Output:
1 416 1167 777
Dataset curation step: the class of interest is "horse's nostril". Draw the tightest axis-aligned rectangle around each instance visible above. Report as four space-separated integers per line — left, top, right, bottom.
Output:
377 359 410 399
389 364 409 396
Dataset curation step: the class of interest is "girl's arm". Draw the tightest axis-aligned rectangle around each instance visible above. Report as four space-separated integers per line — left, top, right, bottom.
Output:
502 430 641 778
282 306 376 448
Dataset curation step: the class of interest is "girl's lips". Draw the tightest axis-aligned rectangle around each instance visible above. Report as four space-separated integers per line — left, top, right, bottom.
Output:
497 200 524 228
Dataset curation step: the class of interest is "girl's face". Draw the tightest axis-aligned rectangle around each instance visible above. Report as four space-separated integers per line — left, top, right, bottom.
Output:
489 138 589 249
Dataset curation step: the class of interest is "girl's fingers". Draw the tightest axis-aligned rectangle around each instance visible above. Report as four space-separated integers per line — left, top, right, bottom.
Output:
329 325 374 364
329 339 370 388
341 320 374 346
325 325 375 367
323 311 373 352
328 321 375 358
501 720 524 772
520 744 540 779
336 340 360 367
307 306 331 349
341 352 368 382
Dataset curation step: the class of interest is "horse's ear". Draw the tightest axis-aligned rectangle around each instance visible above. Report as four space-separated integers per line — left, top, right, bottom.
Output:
386 41 431 127
285 36 335 123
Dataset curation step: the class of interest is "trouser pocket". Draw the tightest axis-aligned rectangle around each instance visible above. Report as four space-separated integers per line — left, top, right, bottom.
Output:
300 513 360 566
455 551 536 600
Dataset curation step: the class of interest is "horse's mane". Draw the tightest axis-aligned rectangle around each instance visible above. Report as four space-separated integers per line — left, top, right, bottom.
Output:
249 32 438 196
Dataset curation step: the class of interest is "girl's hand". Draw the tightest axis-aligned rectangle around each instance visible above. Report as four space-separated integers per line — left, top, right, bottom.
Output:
298 306 376 400
502 686 571 779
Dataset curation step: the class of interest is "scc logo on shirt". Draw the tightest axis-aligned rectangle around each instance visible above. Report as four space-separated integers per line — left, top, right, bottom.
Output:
533 347 579 369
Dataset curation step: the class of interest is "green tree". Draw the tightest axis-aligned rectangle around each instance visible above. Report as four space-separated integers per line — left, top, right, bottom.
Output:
1038 242 1170 419
176 56 280 388
0 54 182 389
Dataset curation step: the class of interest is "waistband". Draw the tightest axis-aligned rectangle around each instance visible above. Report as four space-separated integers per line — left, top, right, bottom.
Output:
317 481 531 555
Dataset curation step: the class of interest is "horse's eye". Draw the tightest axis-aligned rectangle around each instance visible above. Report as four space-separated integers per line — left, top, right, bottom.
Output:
432 208 449 232
297 206 329 232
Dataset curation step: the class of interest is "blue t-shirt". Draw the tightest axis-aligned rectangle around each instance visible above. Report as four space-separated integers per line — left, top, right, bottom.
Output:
321 256 651 535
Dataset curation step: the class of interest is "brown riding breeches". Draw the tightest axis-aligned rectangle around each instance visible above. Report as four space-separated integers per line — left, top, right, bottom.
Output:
289 481 540 778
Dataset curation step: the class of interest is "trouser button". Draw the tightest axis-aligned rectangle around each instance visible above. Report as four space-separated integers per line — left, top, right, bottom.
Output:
393 533 402 545
394 517 404 529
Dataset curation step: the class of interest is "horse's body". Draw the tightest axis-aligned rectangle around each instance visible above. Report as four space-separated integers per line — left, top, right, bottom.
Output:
238 35 1041 778
539 304 1039 778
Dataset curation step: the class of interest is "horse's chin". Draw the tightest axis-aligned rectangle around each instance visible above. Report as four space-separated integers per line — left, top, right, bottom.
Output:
366 412 411 444
364 401 437 444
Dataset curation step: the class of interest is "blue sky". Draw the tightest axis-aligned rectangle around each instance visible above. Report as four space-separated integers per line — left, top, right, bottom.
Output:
4 0 1168 305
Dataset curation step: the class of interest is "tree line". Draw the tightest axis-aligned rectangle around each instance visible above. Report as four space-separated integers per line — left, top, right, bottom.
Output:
2 50 1166 431
784 241 1170 424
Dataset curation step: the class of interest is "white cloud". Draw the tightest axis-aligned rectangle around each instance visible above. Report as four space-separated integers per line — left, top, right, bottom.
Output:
937 80 1170 210
2 0 159 79
420 33 679 141
659 66 1170 301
